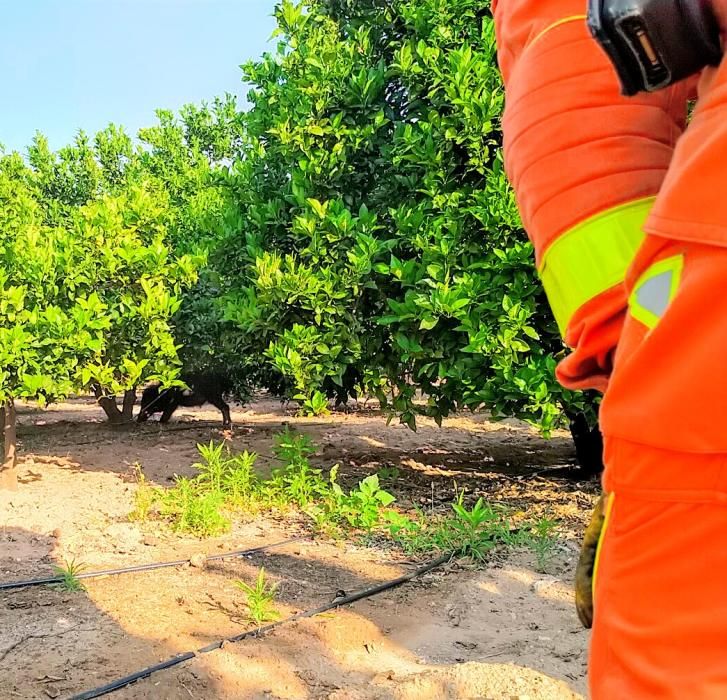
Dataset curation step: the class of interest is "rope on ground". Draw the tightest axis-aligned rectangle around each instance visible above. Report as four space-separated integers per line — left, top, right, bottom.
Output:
67 552 453 700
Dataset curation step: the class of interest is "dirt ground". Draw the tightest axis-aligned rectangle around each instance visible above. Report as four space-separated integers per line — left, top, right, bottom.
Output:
0 395 599 700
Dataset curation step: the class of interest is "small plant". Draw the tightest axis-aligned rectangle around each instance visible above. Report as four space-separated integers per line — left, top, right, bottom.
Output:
522 517 559 572
224 450 259 506
304 465 346 536
273 428 316 464
146 444 264 536
53 558 86 592
446 496 507 561
273 459 329 508
235 567 280 626
377 465 401 483
194 441 228 492
129 464 157 522
386 493 511 562
298 390 330 416
341 474 395 531
131 430 520 565
159 477 230 537
384 510 428 553
304 468 397 535
267 429 331 510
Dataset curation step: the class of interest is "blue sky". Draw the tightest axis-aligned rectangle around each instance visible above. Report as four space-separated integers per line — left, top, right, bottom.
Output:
0 0 278 154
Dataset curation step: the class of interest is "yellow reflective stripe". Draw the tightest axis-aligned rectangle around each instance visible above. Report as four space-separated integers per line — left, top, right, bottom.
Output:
591 492 614 601
629 254 684 330
529 15 588 50
539 198 654 337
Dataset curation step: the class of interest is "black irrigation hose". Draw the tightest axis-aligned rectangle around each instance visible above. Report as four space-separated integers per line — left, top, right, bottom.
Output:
0 538 305 592
68 552 453 700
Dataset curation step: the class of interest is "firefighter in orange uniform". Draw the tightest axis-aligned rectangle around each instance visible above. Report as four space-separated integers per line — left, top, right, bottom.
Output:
493 0 727 696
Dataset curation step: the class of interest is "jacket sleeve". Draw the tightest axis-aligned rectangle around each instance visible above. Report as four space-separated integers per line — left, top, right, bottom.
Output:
492 0 695 392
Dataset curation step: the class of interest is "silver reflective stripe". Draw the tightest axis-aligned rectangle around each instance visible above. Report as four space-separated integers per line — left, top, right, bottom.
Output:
634 270 673 319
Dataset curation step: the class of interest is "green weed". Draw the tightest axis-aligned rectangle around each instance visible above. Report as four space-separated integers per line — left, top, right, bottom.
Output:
376 465 401 484
271 458 329 509
273 428 317 464
339 474 396 531
159 477 230 537
194 440 228 492
384 509 429 552
129 464 158 522
385 494 510 561
131 429 521 571
520 517 559 572
53 558 86 592
446 496 507 561
235 567 280 626
223 450 259 507
304 467 397 535
298 390 330 416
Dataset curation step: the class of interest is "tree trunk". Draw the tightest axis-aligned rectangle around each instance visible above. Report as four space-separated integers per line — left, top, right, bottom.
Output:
565 409 604 477
92 384 124 424
1 399 18 491
121 389 137 422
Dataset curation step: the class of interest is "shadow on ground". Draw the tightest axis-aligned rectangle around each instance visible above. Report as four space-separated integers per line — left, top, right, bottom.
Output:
0 397 594 698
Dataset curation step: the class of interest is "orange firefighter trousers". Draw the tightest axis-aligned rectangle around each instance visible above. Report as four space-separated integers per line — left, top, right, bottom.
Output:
494 1 727 697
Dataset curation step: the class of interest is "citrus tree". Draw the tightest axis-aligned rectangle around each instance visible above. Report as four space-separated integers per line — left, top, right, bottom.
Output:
218 0 593 434
18 117 219 423
72 185 202 423
0 155 110 488
136 96 251 393
0 144 202 489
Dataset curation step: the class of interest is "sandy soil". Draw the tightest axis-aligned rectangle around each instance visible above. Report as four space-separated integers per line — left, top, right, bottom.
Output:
0 396 599 699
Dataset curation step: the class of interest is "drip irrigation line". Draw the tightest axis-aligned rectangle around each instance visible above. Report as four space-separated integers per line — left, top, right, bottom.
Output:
70 654 197 700
0 537 305 592
68 552 453 700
